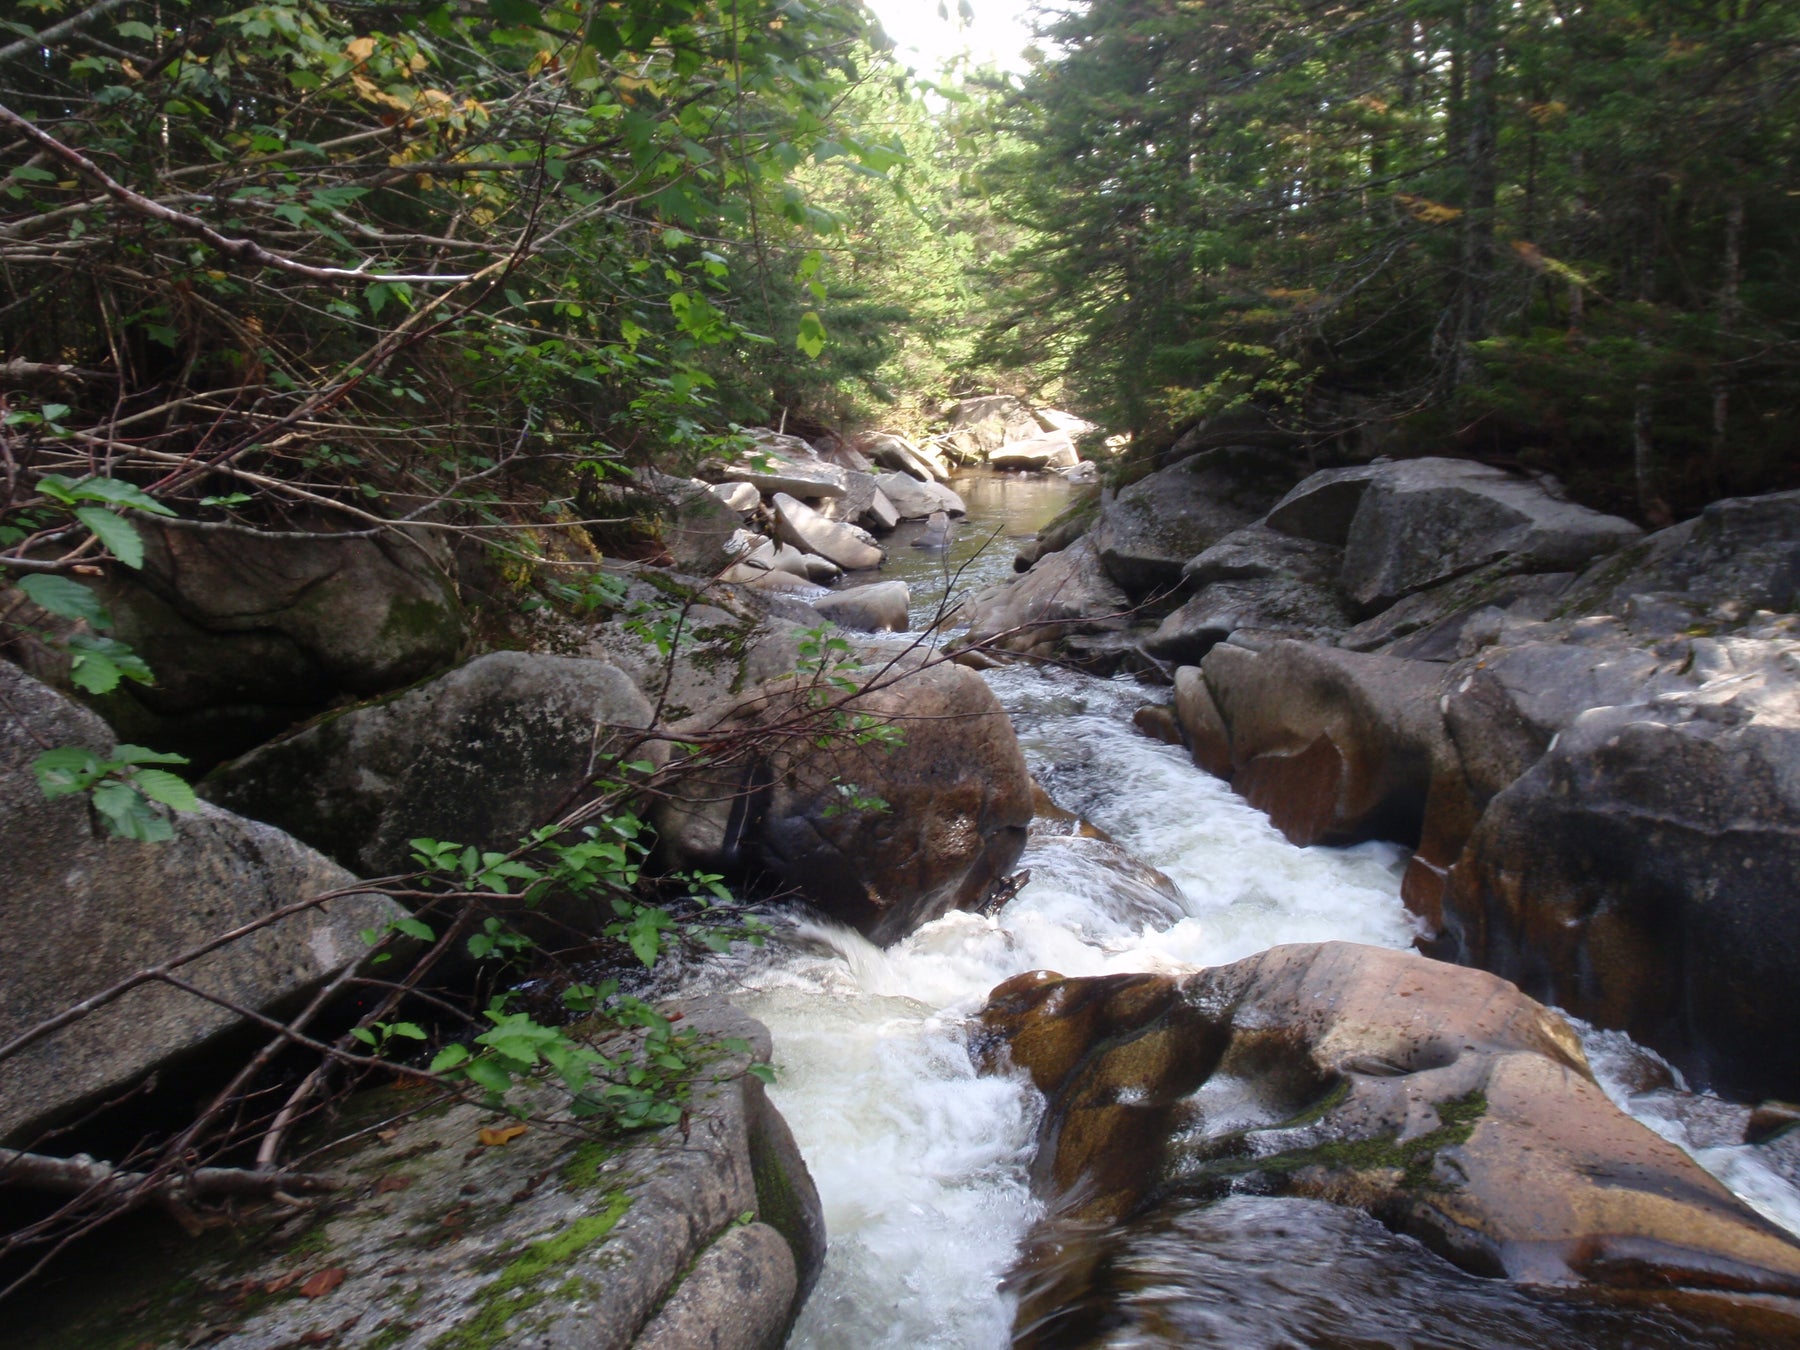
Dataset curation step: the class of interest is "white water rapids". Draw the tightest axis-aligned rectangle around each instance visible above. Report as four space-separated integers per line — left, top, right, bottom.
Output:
693 474 1800 1347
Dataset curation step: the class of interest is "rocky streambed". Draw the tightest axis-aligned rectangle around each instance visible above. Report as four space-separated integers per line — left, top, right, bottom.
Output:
5 408 1800 1346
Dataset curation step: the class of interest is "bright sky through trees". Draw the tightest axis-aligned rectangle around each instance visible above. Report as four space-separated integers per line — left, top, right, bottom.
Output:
864 0 1033 72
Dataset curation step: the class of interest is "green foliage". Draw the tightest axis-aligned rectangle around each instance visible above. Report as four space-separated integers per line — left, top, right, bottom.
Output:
976 0 1800 506
33 743 198 842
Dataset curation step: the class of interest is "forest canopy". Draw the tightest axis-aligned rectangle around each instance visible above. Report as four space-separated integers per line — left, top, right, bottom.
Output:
977 0 1800 516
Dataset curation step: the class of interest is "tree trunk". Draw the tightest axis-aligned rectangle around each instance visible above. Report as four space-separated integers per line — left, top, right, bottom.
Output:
1709 188 1744 483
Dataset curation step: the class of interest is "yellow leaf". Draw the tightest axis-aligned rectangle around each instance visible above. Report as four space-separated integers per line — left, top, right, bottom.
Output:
478 1123 528 1147
346 36 377 64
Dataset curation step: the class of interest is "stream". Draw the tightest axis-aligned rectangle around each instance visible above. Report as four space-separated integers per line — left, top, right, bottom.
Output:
700 472 1800 1348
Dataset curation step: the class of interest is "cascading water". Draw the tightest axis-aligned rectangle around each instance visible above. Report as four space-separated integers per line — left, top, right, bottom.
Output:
695 472 1800 1348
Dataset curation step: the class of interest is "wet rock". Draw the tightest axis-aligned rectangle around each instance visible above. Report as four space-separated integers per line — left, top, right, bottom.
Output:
21 1003 825 1350
1172 666 1232 778
1197 640 1454 847
0 662 398 1146
655 660 1033 943
911 510 952 551
1088 448 1299 597
1440 633 1800 1101
1132 704 1182 746
1338 459 1640 615
959 537 1131 656
770 493 884 572
990 432 1079 472
979 942 1800 1326
811 581 910 634
202 653 659 924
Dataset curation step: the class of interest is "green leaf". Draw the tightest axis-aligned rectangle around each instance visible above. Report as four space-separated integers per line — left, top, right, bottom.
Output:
112 744 188 765
33 746 102 797
132 768 198 812
74 508 145 569
68 477 175 516
488 0 539 26
392 916 436 942
796 311 827 359
387 1021 428 1040
66 634 152 693
116 20 157 40
430 1044 472 1072
17 574 111 626
465 1057 514 1095
350 1027 379 1047
91 781 174 842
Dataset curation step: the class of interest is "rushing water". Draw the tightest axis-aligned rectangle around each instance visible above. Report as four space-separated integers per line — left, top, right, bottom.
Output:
699 471 1800 1348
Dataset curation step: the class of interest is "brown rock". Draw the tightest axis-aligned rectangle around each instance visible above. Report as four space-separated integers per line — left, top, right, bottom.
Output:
979 942 1800 1318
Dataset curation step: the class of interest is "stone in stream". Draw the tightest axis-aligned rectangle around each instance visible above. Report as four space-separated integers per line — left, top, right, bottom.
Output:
942 394 1042 463
811 580 910 633
0 662 400 1148
911 510 952 551
978 942 1800 1339
18 1002 826 1350
873 472 966 521
865 486 902 533
654 658 1033 943
989 432 1079 472
712 451 847 501
770 492 885 572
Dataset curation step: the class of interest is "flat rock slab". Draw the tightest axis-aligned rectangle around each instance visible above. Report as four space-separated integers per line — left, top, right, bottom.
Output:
718 454 847 501
771 493 884 571
990 433 1079 471
1340 458 1640 613
0 664 399 1147
17 1003 825 1350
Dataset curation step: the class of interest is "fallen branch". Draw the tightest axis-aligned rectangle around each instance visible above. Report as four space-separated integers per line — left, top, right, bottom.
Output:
0 1149 341 1206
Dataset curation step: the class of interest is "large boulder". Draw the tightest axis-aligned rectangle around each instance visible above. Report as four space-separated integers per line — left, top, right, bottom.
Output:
1087 447 1300 597
655 659 1034 943
640 471 743 575
771 493 885 572
0 662 399 1146
1441 628 1800 1101
1145 527 1353 664
1338 459 1641 615
943 395 1041 463
1263 464 1382 545
979 943 1800 1334
711 449 847 501
201 653 659 909
1195 639 1455 847
17 517 466 765
958 537 1131 656
989 432 1079 472
22 1002 826 1350
873 472 966 521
